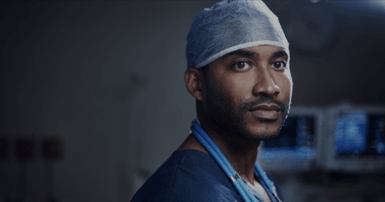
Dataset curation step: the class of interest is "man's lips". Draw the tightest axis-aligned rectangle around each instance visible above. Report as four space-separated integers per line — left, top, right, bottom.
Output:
249 103 281 120
249 103 281 112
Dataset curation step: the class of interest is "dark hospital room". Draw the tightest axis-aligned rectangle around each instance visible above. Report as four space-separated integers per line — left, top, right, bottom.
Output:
1 0 385 201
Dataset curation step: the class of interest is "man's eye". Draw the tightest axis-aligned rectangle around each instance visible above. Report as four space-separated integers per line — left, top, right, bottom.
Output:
272 61 286 69
232 61 251 71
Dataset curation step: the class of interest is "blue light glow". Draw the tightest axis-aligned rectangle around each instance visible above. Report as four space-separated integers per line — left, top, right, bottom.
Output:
334 111 368 155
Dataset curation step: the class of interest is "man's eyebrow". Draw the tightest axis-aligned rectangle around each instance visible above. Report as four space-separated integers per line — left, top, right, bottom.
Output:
220 50 257 61
271 50 288 60
220 49 288 61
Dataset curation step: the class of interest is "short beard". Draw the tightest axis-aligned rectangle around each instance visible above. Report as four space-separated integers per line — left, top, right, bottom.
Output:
205 85 290 141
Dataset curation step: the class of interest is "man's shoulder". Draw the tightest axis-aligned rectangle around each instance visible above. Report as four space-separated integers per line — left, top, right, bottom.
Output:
131 149 242 202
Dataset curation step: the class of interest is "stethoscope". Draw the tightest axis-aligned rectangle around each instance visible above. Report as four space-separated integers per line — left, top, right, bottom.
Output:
190 120 281 202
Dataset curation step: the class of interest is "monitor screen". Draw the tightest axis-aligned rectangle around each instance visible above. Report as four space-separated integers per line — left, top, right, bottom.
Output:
334 111 385 158
318 105 385 172
260 115 317 162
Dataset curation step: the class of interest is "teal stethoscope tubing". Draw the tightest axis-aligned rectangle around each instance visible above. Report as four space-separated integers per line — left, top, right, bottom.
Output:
191 120 279 202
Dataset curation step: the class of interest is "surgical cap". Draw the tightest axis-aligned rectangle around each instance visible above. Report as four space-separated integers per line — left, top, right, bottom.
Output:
186 0 289 68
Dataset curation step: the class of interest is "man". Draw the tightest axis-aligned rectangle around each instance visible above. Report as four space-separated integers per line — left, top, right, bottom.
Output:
132 0 291 201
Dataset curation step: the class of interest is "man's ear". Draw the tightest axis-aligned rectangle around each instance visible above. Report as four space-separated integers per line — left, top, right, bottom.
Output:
185 67 203 101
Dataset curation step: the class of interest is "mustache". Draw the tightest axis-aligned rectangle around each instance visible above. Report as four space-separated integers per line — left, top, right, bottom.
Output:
239 96 288 113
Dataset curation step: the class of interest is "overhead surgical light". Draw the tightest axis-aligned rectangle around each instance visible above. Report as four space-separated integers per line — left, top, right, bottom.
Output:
309 0 320 3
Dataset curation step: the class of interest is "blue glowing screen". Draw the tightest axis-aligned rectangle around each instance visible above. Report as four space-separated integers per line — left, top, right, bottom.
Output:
334 111 385 157
260 116 316 161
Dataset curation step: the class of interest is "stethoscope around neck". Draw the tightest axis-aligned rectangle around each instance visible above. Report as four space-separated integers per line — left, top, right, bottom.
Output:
190 120 280 202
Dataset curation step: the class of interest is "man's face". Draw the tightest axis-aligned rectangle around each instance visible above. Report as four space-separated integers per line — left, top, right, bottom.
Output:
202 45 293 141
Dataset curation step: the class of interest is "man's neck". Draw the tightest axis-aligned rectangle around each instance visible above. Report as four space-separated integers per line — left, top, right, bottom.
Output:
200 119 261 185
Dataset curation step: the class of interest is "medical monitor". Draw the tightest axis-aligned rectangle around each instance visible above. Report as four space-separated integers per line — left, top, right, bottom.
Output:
318 104 385 172
257 107 324 172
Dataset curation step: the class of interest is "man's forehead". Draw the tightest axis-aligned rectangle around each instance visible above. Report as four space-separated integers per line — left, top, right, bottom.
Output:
219 46 288 61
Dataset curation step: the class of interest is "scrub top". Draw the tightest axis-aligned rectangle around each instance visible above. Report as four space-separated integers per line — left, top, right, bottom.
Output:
132 149 283 202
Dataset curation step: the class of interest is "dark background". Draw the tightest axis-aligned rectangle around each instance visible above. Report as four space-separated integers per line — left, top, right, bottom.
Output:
1 0 385 202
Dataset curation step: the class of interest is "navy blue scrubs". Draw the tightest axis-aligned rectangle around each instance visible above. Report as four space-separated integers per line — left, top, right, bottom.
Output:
132 149 283 201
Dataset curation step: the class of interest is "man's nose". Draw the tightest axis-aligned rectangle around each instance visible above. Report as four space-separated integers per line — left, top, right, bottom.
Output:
252 67 281 97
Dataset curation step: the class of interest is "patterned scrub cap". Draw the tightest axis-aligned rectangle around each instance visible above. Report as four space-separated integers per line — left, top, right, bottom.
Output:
186 0 289 68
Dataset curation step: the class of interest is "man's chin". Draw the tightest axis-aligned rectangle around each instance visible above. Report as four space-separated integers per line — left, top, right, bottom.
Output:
239 120 285 141
239 130 281 141
255 118 279 124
